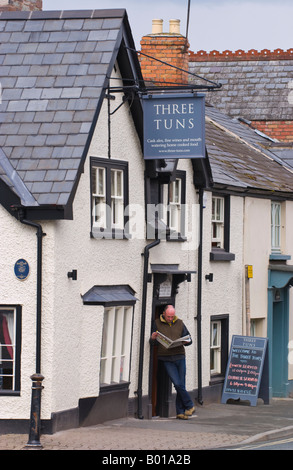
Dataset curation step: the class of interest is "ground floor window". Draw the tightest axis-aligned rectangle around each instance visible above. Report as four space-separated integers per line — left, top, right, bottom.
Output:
210 320 221 375
210 315 229 380
0 305 21 394
100 306 133 386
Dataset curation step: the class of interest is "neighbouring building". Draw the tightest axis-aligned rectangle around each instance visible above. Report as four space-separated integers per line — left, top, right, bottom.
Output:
188 48 293 143
140 19 293 402
0 0 42 11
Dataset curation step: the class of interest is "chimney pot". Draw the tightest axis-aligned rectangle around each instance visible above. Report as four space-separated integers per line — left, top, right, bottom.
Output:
169 19 180 34
152 19 163 34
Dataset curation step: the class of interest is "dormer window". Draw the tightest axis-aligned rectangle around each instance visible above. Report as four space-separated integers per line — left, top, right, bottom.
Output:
91 158 129 239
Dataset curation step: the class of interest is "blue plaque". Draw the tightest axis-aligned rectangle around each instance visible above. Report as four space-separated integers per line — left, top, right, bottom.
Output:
143 93 205 160
14 259 30 281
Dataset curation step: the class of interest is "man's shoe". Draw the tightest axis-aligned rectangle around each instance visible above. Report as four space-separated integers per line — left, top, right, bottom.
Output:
185 406 195 416
176 413 188 420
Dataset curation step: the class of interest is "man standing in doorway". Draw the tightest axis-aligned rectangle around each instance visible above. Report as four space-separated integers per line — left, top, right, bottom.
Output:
151 304 195 420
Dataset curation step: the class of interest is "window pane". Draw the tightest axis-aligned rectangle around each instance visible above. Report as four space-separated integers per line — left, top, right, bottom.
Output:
92 167 105 196
168 179 182 232
271 202 281 252
111 170 123 197
98 168 105 195
211 197 224 248
0 309 15 391
100 306 132 385
212 197 224 222
116 171 122 197
101 312 109 358
210 321 221 375
92 167 106 228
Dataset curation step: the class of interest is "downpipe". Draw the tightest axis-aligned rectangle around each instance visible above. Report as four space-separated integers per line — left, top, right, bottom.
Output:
17 211 46 448
196 189 204 406
137 239 160 419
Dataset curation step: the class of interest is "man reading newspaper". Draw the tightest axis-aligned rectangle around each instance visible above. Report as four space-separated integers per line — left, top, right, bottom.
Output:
151 304 195 420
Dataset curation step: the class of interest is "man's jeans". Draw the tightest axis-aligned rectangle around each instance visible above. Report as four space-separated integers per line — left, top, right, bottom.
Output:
163 358 194 415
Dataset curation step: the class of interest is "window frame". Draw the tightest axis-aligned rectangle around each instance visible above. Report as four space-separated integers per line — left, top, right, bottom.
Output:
210 320 222 375
210 194 235 261
0 305 21 396
271 201 281 253
167 173 186 239
100 305 134 390
211 196 224 249
146 170 186 241
209 315 229 383
90 157 129 239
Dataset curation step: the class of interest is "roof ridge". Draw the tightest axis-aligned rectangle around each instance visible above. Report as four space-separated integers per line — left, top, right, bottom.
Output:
189 48 293 62
0 8 126 20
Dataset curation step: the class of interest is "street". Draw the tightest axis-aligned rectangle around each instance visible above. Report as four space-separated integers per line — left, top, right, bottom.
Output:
227 436 293 450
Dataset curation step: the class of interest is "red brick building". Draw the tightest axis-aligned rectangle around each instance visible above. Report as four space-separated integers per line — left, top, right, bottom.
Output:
0 0 42 11
140 19 293 143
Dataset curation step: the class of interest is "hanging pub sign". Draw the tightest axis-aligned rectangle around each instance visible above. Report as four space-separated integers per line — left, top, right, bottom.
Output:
142 93 205 160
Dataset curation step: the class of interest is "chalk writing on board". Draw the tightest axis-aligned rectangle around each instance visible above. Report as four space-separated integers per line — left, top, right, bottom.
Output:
225 347 262 395
222 335 269 406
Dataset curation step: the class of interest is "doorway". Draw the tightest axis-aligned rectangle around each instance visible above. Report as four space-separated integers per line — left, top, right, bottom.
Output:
151 304 172 417
272 289 288 397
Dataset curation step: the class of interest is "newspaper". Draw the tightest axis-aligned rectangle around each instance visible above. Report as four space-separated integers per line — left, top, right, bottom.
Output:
155 331 191 349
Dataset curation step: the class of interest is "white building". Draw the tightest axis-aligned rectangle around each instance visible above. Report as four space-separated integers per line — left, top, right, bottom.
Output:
1 9 293 439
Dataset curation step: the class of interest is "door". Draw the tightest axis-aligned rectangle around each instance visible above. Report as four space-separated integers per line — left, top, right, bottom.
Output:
151 304 174 417
272 289 288 397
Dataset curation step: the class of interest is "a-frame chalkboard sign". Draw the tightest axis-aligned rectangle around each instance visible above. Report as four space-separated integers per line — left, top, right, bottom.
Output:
221 335 269 406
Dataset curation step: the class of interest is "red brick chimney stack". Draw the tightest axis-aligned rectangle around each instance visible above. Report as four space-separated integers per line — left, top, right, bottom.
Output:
0 0 42 11
140 19 190 86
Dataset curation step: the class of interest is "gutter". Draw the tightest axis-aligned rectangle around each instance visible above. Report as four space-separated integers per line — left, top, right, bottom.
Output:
137 239 160 419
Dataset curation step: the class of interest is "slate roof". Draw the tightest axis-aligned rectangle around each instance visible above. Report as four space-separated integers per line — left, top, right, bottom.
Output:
189 57 293 121
1 9 293 221
205 105 293 196
0 9 138 217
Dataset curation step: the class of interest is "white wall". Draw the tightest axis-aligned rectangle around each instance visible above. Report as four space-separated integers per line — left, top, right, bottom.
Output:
243 197 271 325
201 192 244 388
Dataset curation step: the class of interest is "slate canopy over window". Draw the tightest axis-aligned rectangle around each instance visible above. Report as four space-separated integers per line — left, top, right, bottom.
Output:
82 285 138 306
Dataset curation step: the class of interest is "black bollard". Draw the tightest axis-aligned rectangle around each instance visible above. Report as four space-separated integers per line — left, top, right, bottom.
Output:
25 373 44 449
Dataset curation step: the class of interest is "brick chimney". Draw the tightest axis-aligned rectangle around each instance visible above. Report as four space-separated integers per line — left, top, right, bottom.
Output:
0 0 42 11
140 19 190 86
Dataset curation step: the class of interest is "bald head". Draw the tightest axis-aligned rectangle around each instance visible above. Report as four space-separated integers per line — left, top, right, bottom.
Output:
163 305 176 323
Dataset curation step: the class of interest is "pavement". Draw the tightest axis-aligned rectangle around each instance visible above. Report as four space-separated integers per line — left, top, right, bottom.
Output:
2 398 293 451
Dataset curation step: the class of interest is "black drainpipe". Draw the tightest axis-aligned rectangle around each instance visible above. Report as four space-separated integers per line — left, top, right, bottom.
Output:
17 210 46 448
137 238 160 419
196 189 204 405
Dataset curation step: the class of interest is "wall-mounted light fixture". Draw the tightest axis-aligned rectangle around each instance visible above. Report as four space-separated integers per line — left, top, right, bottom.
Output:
67 270 77 281
205 273 213 282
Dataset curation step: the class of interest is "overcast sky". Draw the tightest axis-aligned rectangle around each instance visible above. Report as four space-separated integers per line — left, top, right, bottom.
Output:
43 0 293 53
